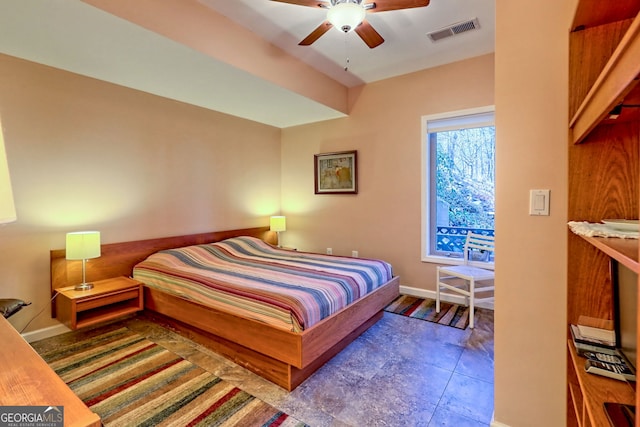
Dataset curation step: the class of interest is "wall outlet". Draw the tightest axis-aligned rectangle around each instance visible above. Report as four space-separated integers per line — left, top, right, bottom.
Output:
326 248 332 255
352 250 358 257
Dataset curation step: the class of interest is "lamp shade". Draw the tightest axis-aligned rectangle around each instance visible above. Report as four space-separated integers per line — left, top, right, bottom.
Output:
66 231 101 260
0 121 16 224
270 216 286 232
327 2 366 33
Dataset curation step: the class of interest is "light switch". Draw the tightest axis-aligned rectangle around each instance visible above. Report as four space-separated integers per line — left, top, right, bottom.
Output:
529 189 550 216
534 194 545 210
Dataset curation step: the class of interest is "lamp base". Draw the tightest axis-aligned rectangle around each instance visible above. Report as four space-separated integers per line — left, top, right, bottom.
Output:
74 282 94 291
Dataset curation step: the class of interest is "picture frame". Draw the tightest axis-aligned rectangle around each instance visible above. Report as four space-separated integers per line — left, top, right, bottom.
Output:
314 150 358 194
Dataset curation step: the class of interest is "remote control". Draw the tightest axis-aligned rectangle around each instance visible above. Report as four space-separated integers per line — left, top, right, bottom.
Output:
585 359 636 382
583 351 624 364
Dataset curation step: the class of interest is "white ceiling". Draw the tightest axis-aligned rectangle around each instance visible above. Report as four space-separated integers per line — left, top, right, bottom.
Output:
0 0 494 128
203 0 495 87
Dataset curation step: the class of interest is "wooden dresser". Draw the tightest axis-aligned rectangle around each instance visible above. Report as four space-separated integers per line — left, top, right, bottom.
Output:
0 315 100 427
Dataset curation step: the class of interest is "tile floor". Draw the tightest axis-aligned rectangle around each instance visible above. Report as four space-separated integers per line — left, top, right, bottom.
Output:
33 307 494 427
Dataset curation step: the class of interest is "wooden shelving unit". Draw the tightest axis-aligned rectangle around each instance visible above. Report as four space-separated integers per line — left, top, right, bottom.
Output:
580 236 639 273
567 2 640 426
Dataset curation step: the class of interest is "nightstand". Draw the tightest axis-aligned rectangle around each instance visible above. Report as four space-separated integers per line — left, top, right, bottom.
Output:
55 276 143 330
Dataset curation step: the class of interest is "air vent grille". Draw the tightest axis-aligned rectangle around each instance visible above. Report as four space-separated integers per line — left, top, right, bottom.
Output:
427 18 480 42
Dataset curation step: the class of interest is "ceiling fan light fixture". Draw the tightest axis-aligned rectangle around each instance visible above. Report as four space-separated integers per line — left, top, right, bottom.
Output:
327 3 366 33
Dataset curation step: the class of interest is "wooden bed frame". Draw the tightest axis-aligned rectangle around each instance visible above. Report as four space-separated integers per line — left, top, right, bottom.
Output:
51 226 400 391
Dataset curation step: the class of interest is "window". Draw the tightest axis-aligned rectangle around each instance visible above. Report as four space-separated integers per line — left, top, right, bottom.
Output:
421 107 495 262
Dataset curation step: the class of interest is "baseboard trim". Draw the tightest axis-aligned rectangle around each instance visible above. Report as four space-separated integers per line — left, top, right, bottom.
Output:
399 285 494 310
22 323 70 343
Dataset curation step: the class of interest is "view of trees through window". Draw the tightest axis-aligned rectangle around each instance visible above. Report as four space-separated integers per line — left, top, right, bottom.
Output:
422 108 495 258
434 126 495 230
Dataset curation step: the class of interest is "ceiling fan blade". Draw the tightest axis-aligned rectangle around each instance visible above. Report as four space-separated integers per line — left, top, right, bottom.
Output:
365 0 430 13
299 21 333 45
270 0 328 8
355 20 384 48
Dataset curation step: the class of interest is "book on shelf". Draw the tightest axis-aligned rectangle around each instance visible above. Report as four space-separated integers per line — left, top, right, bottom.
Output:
573 340 618 355
570 324 617 354
577 324 615 342
576 315 616 342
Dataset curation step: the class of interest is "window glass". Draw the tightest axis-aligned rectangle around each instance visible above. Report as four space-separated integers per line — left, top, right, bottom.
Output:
422 107 495 260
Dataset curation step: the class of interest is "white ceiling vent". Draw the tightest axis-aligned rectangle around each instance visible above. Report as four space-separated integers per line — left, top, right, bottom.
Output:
427 18 480 42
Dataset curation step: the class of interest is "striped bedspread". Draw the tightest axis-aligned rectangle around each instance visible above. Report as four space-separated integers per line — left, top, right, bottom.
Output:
133 236 394 332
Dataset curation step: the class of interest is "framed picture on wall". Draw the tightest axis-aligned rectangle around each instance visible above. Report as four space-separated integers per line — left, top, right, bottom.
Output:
314 150 358 194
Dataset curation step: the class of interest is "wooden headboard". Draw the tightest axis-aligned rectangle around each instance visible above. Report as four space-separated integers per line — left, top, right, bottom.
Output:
50 226 276 295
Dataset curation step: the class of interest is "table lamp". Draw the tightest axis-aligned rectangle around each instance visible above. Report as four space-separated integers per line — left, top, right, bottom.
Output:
66 231 101 290
270 216 286 247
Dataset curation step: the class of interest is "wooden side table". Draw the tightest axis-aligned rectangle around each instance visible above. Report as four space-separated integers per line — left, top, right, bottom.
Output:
55 276 143 330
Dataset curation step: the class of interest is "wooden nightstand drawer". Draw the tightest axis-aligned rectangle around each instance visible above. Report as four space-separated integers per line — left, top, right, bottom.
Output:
76 288 140 312
56 276 143 330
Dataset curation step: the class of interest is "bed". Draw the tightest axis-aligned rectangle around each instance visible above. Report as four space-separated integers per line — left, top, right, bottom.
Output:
51 226 400 390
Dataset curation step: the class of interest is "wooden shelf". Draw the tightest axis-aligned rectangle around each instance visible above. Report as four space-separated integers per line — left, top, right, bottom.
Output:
568 341 636 426
570 10 640 144
75 300 141 329
579 235 639 273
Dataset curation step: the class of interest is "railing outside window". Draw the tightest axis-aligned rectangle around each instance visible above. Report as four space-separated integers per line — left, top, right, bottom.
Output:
436 226 495 261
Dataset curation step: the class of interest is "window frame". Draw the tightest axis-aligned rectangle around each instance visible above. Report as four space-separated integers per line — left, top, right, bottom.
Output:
421 105 495 266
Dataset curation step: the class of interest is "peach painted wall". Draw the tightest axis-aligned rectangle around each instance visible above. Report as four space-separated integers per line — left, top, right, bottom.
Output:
0 54 281 333
493 0 574 425
280 53 494 292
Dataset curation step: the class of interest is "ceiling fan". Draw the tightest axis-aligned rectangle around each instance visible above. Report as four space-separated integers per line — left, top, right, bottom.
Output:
271 0 430 48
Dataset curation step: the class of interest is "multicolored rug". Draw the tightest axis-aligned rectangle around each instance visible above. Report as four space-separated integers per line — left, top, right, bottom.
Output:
384 295 470 329
36 327 307 427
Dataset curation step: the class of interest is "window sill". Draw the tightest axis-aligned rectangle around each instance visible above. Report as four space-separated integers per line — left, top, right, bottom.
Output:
422 255 495 270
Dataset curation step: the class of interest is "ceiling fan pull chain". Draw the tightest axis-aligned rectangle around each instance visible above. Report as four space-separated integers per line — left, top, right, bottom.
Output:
344 34 350 71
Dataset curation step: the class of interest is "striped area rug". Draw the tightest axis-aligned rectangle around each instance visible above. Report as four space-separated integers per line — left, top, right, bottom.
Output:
37 327 307 427
384 295 470 329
